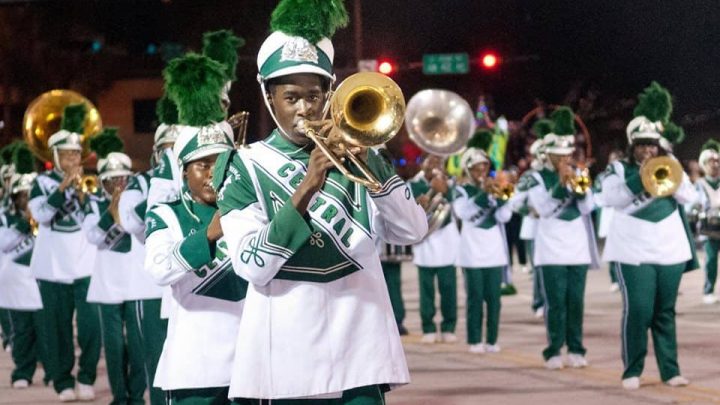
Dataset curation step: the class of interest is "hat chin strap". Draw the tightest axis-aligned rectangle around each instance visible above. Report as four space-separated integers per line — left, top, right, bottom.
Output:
52 148 64 175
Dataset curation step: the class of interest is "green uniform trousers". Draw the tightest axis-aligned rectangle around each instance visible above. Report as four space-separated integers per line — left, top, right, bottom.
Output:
381 262 405 326
615 262 684 381
167 386 230 405
526 241 545 311
537 265 588 360
137 298 168 405
703 239 720 294
463 267 502 345
38 277 101 393
418 265 457 334
99 302 146 405
7 309 46 384
0 308 12 350
232 384 388 405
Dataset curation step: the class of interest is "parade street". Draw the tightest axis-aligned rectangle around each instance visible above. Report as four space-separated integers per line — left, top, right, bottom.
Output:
2 256 719 405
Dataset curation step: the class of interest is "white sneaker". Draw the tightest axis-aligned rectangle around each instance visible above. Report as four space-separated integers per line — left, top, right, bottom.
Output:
485 343 501 353
609 283 620 293
4 344 11 353
545 355 564 370
441 332 458 343
76 383 95 401
665 375 689 387
12 379 29 389
702 294 718 305
567 353 588 368
469 343 485 354
58 388 77 402
622 377 640 390
420 333 438 344
534 307 544 319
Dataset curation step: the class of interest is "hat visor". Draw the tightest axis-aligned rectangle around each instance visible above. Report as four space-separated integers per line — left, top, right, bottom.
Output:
181 145 234 166
54 144 83 151
546 146 575 155
99 169 133 181
263 65 333 81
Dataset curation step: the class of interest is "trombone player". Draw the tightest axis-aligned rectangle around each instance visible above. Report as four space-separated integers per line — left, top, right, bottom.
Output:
599 82 696 390
213 0 426 402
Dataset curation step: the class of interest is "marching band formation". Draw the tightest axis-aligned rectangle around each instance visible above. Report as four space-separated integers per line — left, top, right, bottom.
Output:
0 0 715 403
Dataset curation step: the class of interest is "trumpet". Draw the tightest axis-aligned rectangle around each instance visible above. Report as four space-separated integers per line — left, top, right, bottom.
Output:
484 171 516 201
299 72 405 193
565 167 592 194
640 155 682 197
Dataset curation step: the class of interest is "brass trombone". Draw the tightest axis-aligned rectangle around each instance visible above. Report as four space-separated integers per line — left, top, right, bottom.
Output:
300 72 406 193
640 156 683 197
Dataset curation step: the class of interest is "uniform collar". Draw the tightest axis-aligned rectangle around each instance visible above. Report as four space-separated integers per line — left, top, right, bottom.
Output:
264 129 313 158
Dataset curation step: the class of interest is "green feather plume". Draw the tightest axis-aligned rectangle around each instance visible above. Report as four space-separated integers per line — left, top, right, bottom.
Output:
633 81 672 123
156 94 179 125
702 138 720 152
164 53 227 126
60 103 87 134
202 30 245 81
0 141 22 165
271 0 349 44
90 128 124 159
550 106 576 136
532 119 553 139
662 122 685 145
12 143 35 175
467 129 493 152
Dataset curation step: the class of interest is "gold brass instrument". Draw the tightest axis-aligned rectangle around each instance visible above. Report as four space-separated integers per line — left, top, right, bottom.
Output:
485 179 515 201
640 155 683 197
79 174 99 195
300 72 406 192
405 89 474 235
566 167 592 194
227 111 250 148
23 90 102 163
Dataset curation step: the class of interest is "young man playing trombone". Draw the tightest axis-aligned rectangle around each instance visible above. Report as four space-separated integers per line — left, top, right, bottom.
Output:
213 0 426 402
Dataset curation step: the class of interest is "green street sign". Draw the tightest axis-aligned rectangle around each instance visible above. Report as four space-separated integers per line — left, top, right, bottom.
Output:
423 53 470 75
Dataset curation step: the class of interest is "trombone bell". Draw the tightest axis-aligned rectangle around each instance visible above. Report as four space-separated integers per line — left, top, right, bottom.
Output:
640 156 683 197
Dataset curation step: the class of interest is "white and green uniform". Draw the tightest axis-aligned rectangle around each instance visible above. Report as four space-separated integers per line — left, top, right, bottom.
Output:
511 170 543 311
119 171 167 405
453 183 511 345
147 148 182 211
409 173 459 335
0 210 45 384
28 169 101 393
693 176 720 295
600 159 697 381
83 190 151 404
525 167 598 361
215 131 426 400
144 191 247 393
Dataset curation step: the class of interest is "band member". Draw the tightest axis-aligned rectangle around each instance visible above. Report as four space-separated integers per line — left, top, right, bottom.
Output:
83 129 155 405
147 95 182 210
600 82 696 389
145 53 247 404
213 1 426 402
695 139 720 304
0 142 19 353
453 130 512 353
28 103 101 402
525 107 598 370
0 143 46 389
410 154 460 344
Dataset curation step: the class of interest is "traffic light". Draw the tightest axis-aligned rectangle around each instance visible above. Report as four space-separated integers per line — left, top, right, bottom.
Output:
480 52 500 70
378 60 395 75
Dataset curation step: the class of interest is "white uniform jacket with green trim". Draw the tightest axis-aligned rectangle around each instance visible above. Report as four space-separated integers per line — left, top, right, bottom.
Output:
509 170 540 241
408 172 459 267
453 183 512 268
0 211 42 310
600 159 697 266
526 168 598 267
144 191 246 390
147 148 182 212
118 172 165 303
214 131 427 400
84 189 162 304
28 170 96 283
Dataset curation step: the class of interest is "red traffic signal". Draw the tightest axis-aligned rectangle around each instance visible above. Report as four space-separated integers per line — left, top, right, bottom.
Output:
378 60 395 75
480 52 500 69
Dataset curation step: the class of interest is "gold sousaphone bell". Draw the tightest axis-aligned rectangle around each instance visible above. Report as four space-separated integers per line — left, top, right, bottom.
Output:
640 155 683 197
300 72 406 192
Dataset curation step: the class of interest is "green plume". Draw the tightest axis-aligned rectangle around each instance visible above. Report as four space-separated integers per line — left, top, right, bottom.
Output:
156 94 179 125
271 0 349 44
532 119 553 139
12 143 35 175
662 122 685 145
1 141 23 166
633 81 672 123
202 30 245 81
550 106 576 136
467 129 493 152
164 53 227 126
60 103 87 134
702 138 720 152
90 128 124 159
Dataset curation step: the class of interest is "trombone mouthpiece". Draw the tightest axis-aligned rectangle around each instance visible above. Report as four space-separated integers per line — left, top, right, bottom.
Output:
296 119 307 134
